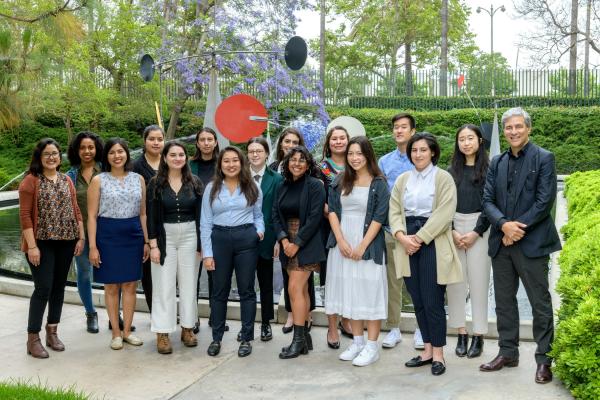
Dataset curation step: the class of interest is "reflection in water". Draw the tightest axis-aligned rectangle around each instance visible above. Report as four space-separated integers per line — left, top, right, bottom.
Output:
0 206 533 319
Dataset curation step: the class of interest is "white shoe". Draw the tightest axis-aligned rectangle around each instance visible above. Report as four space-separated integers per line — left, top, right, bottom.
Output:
110 336 123 350
413 329 424 350
123 334 143 346
382 328 402 348
339 343 364 361
352 346 380 367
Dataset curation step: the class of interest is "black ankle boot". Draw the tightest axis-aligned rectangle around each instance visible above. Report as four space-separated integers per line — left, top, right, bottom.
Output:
467 335 484 358
86 312 99 333
455 333 468 357
279 325 308 359
304 321 313 351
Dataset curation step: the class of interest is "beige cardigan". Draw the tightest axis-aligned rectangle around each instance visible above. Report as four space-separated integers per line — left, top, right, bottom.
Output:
389 168 462 285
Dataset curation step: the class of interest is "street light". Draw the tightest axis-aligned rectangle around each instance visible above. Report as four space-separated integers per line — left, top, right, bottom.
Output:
476 4 505 96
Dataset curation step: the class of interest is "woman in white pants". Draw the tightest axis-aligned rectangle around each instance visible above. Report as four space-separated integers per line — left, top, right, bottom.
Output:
147 142 204 354
446 124 491 358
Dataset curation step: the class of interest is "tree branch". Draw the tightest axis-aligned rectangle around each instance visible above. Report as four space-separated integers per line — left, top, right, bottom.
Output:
0 0 87 23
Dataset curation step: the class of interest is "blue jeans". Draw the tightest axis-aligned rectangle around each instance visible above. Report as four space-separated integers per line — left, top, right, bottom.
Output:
74 241 96 313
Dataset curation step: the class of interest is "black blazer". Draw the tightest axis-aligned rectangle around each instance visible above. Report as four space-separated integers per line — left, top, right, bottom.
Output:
482 142 561 258
272 175 326 266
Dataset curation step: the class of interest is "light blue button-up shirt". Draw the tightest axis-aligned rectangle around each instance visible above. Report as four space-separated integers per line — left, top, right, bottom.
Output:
378 148 414 192
200 182 265 258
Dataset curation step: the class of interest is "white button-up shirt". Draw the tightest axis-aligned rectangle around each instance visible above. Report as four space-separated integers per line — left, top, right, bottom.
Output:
404 163 437 217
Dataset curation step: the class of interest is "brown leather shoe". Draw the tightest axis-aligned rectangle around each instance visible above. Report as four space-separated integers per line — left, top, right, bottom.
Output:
181 327 198 347
157 333 172 354
535 363 553 384
27 333 49 359
45 324 65 351
479 355 519 371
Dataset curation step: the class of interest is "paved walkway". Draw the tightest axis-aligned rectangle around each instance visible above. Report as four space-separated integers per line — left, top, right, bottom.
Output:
0 294 571 400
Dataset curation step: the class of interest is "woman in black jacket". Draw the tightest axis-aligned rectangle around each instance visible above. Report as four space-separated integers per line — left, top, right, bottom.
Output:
273 146 326 359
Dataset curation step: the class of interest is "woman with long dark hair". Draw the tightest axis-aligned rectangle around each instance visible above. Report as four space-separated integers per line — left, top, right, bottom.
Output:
147 142 204 354
66 131 103 334
273 146 326 359
133 125 165 313
446 124 491 358
201 146 264 358
88 138 149 350
19 138 85 358
246 137 283 342
325 136 389 366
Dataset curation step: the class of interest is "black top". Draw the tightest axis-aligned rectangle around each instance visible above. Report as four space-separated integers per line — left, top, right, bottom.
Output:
132 154 158 185
506 142 530 220
454 165 490 236
190 157 216 187
280 175 305 219
162 187 197 224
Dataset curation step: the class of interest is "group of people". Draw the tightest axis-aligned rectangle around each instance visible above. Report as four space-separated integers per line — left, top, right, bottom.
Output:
18 107 560 383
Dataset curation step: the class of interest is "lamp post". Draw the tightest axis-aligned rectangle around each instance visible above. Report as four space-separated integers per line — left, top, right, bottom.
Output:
477 4 505 96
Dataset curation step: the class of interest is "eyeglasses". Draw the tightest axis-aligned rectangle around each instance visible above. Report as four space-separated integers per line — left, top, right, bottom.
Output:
248 149 265 155
289 158 307 165
42 152 60 159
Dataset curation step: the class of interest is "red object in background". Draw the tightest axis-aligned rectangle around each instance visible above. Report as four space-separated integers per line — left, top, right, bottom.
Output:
215 94 268 143
457 74 465 90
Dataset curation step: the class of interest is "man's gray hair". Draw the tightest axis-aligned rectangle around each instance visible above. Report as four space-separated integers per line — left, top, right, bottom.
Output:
501 107 532 128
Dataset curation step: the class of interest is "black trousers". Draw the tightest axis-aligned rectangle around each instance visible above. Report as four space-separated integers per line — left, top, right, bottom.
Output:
256 256 274 322
211 224 258 342
282 267 316 313
492 244 554 365
141 259 152 311
403 217 447 347
27 239 76 333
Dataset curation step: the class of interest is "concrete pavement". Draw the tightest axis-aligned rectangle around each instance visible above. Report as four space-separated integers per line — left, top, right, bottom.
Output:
0 294 571 400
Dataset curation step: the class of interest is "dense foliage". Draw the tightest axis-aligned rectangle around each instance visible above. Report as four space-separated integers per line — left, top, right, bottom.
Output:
552 170 600 400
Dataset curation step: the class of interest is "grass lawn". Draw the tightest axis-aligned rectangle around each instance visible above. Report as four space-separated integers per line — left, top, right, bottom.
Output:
0 380 91 400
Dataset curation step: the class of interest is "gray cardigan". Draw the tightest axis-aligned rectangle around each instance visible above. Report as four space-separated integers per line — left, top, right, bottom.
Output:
326 175 390 265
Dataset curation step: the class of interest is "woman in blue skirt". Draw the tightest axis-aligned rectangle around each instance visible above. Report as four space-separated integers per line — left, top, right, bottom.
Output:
87 138 150 350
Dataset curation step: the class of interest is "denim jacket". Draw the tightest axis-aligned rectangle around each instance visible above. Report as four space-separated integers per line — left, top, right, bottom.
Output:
326 175 390 265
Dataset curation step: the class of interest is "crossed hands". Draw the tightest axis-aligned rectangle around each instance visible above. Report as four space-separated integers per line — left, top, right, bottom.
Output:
452 230 479 250
338 239 366 261
501 221 527 247
281 239 300 258
395 233 422 256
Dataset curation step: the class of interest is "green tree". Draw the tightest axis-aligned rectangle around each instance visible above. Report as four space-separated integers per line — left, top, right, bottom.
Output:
548 69 600 96
462 52 515 96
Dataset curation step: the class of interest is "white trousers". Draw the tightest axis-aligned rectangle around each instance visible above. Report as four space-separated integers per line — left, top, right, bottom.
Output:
151 221 199 333
446 212 492 335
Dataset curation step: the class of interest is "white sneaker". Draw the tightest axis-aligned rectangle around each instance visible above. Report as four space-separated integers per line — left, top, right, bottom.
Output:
123 334 143 346
413 329 425 350
339 343 364 361
382 328 402 348
352 346 380 367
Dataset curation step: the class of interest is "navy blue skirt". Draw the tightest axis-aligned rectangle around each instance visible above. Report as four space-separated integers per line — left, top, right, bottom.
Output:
94 216 143 284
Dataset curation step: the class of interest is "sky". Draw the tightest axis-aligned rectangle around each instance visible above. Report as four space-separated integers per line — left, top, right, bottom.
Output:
294 0 594 69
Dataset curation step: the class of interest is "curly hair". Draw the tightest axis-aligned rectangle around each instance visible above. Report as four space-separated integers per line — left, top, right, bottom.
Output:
281 145 321 182
67 131 103 166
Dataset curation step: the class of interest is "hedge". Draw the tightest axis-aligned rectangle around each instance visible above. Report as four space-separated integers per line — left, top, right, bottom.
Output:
348 95 600 110
551 170 600 399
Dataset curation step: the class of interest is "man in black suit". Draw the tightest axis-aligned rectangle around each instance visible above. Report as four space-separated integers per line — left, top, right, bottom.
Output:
479 107 561 384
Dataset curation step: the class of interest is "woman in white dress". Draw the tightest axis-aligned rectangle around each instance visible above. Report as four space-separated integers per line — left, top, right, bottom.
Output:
325 136 390 367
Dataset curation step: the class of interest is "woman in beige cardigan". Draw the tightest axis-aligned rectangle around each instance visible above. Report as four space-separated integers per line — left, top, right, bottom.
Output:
389 132 462 376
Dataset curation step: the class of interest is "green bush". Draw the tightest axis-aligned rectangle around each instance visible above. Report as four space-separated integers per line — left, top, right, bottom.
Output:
348 95 600 110
551 170 600 399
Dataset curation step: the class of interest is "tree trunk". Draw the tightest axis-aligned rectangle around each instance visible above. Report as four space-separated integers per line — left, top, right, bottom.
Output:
404 42 413 96
568 0 578 96
584 0 591 96
439 0 448 96
165 95 189 139
319 0 326 102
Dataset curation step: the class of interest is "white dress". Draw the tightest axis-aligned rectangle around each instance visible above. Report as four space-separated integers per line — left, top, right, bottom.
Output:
324 186 388 320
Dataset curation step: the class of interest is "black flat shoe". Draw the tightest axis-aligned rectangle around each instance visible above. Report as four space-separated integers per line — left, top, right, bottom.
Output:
193 319 200 335
467 335 484 358
455 333 468 357
86 312 99 334
260 323 273 342
108 315 135 332
432 360 446 375
238 341 252 357
282 323 293 334
338 321 353 339
327 329 340 349
405 356 433 368
207 341 221 357
237 331 242 342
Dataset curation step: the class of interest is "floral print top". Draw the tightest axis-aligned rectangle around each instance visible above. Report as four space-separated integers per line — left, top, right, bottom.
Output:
98 172 142 219
36 174 79 240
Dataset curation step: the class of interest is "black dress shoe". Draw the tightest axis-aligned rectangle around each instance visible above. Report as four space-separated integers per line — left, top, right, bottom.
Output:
327 329 340 349
455 333 468 357
86 312 99 333
405 355 434 368
237 331 242 342
480 355 519 371
108 315 135 331
282 324 293 334
338 321 353 339
535 363 553 384
467 335 484 358
238 341 252 357
207 341 221 357
432 360 446 376
260 323 272 342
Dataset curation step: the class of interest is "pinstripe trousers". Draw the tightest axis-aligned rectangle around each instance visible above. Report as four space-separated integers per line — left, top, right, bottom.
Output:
404 216 447 347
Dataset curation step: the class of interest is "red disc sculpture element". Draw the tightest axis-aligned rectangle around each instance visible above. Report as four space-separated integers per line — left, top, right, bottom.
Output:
215 94 268 143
